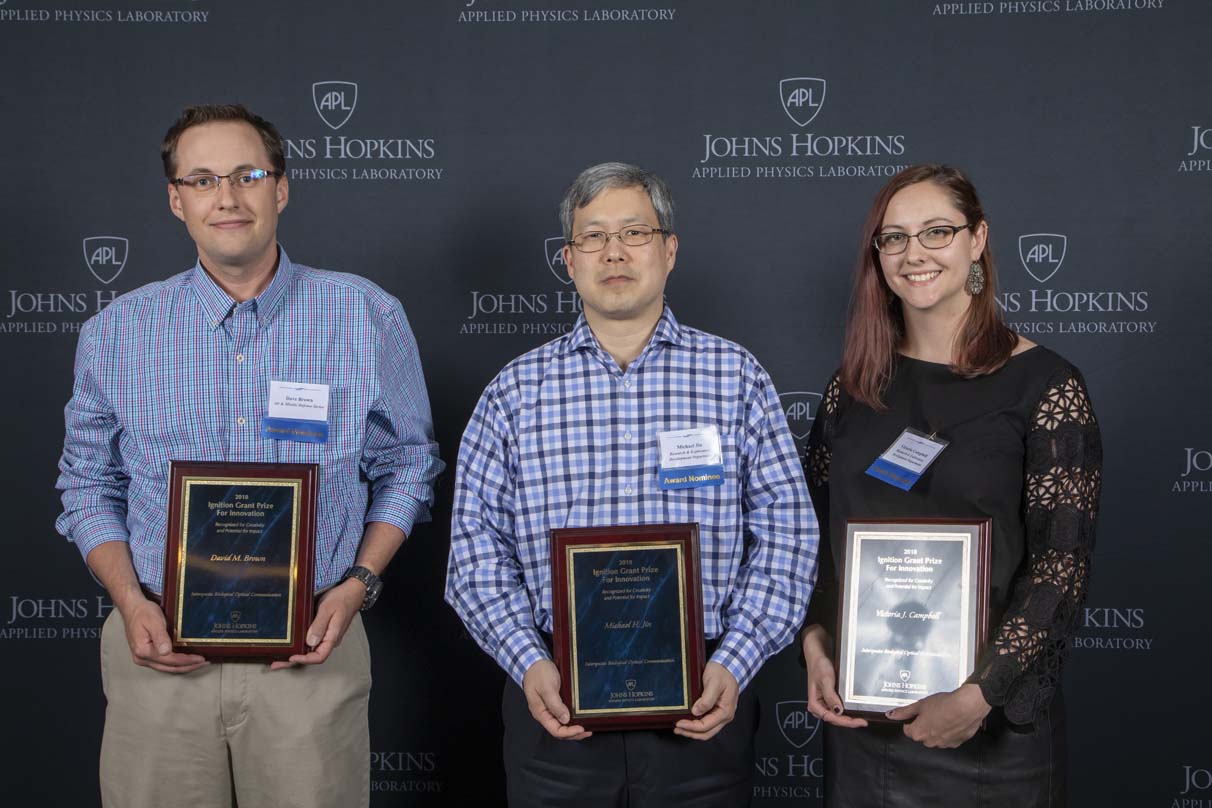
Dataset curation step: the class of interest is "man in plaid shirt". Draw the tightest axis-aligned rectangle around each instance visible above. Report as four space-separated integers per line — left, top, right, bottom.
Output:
447 162 818 805
56 104 441 808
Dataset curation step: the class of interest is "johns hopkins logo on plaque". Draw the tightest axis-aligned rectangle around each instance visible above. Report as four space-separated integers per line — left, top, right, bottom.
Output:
780 391 822 444
1018 234 1066 284
313 82 358 130
775 700 820 749
779 78 826 127
83 236 128 285
545 236 572 285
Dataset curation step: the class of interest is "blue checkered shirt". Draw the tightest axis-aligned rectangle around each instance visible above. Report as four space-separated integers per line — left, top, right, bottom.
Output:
56 248 443 593
446 308 817 690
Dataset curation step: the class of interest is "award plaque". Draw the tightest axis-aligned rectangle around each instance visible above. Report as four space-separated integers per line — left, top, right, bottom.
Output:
162 461 319 661
551 524 706 731
836 518 991 719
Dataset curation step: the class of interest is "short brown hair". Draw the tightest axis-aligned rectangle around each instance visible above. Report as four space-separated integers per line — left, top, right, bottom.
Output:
840 163 1017 409
160 104 286 180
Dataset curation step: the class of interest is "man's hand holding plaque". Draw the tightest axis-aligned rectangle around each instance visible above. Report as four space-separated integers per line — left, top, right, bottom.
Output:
550 524 706 732
162 461 319 662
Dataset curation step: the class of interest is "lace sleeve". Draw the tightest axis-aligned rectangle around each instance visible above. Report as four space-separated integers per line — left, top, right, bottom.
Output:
969 365 1102 725
802 373 842 632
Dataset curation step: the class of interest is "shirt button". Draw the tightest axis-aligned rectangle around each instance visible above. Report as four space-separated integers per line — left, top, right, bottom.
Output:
624 485 633 495
623 380 631 388
624 432 632 440
237 417 246 426
236 353 245 363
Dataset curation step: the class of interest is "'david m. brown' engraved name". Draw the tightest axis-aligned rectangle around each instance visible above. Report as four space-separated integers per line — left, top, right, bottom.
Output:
209 553 269 562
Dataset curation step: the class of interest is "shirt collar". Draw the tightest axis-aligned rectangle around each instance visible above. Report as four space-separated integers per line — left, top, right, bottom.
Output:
563 305 685 355
191 246 295 332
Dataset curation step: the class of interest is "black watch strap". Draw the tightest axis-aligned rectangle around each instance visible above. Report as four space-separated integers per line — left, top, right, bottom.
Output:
342 565 383 611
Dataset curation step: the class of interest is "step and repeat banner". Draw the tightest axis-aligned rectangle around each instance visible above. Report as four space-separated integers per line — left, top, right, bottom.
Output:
2 1 1209 805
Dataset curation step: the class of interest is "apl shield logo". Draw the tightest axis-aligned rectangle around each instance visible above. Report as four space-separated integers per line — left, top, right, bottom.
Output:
775 700 820 749
545 236 572 285
780 391 822 441
82 236 128 285
780 78 826 127
626 679 637 690
899 669 911 683
313 81 358 130
231 611 242 622
1018 233 1067 284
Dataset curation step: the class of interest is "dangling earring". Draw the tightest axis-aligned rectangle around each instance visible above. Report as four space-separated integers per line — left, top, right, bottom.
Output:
966 262 985 295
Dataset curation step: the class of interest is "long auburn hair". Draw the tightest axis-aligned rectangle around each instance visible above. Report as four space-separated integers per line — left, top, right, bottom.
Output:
840 164 1016 409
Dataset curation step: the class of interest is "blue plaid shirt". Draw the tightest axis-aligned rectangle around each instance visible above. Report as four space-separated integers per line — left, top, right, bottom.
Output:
446 307 817 690
56 247 443 593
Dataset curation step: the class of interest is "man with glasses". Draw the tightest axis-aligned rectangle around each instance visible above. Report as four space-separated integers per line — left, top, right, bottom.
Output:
56 104 442 808
447 162 818 805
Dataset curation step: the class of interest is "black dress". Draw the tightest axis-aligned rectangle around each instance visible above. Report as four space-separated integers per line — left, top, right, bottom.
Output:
804 347 1101 808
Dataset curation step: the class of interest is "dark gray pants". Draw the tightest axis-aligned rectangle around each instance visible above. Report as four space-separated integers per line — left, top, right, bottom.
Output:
502 679 758 808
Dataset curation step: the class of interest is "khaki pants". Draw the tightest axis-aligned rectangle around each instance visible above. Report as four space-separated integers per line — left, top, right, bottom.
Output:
99 609 372 808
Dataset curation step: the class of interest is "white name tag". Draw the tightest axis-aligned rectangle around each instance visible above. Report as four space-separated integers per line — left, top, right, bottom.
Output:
658 426 723 470
865 427 949 491
882 430 946 474
267 380 330 422
657 426 725 490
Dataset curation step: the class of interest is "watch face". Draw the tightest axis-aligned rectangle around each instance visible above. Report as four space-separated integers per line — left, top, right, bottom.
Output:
362 578 383 609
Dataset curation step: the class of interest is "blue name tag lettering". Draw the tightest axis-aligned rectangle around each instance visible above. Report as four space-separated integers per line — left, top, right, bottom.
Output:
261 416 329 444
658 464 725 490
865 457 921 491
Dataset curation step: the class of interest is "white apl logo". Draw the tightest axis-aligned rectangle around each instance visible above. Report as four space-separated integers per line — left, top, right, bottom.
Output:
1018 233 1067 284
775 700 820 749
82 236 128 285
780 78 826 127
899 669 911 682
780 391 822 441
313 81 358 130
545 236 572 285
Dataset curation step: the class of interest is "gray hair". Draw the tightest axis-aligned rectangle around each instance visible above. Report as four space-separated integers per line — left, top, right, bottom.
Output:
559 162 676 242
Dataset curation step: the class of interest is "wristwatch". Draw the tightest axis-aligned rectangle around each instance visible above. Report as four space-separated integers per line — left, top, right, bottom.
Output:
341 565 383 611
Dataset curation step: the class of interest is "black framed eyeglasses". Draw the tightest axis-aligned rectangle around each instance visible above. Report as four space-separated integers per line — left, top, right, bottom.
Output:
171 168 282 193
873 223 972 254
568 224 668 253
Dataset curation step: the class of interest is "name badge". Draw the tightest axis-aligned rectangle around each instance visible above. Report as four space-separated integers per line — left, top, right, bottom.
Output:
657 426 725 490
261 380 330 444
865 428 948 491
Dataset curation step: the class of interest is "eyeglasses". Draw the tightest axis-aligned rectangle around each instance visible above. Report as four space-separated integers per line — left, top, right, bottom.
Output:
568 224 668 253
170 168 282 193
873 224 972 254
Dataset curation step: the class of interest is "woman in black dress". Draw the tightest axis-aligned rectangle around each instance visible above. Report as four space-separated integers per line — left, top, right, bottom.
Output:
801 164 1101 806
